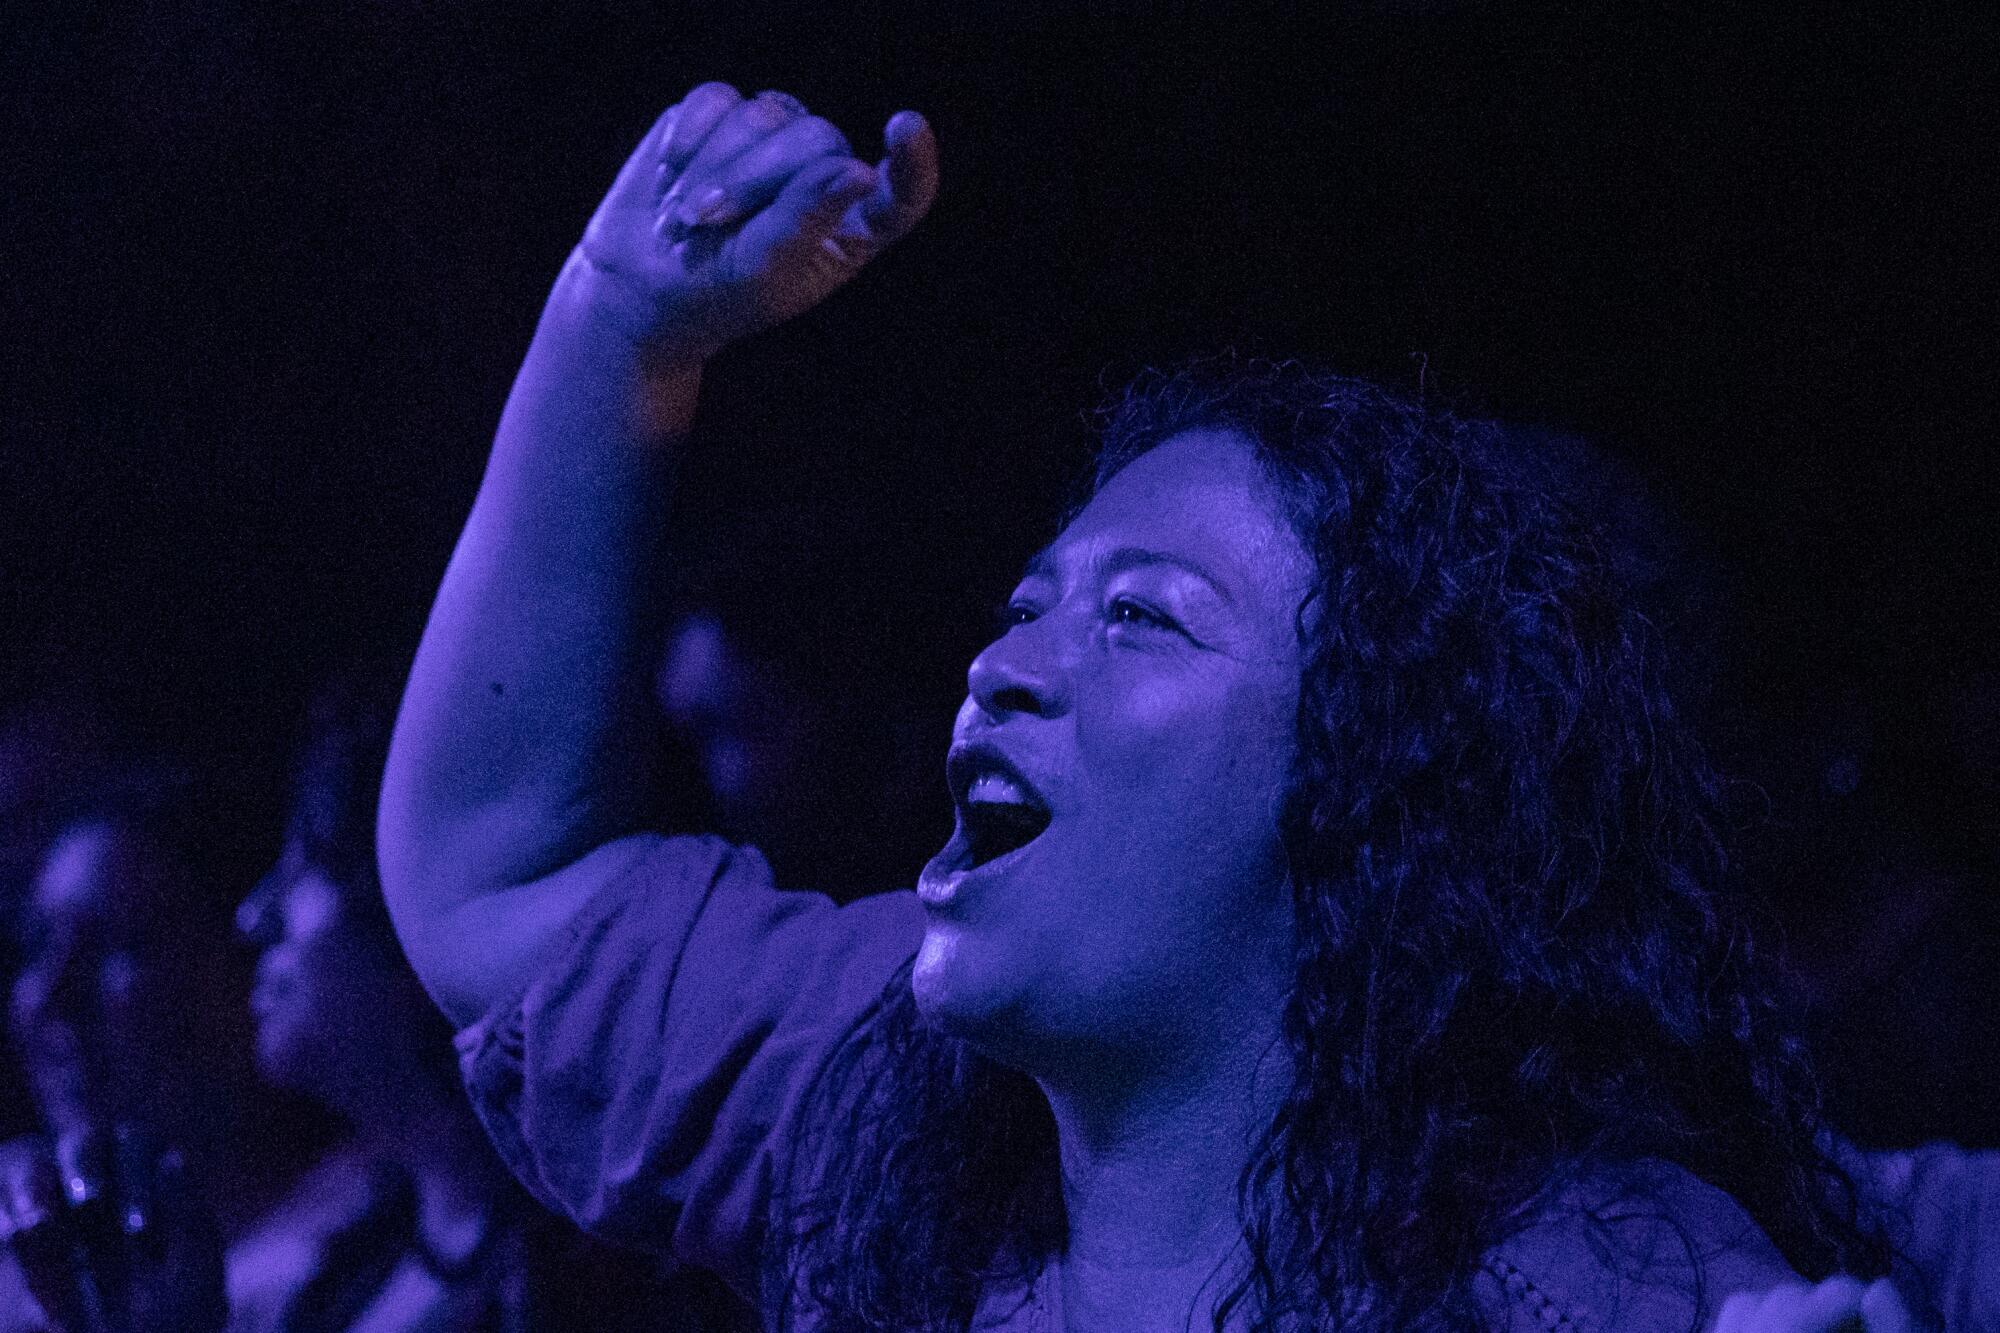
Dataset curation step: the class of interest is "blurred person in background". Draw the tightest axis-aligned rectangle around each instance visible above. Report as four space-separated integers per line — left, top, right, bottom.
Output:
655 606 941 900
0 676 750 1331
0 764 286 1332
0 697 118 1142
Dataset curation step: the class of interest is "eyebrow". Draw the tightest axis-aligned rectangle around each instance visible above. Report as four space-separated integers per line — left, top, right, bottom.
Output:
1022 544 1234 605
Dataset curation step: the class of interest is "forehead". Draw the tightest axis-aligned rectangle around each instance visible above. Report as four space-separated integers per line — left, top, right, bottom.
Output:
1041 429 1307 593
33 822 125 920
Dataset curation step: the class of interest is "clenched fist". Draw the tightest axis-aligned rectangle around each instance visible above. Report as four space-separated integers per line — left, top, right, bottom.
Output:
572 82 939 361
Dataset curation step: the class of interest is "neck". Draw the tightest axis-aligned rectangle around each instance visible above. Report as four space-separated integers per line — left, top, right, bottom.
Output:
1036 997 1291 1332
336 1046 509 1263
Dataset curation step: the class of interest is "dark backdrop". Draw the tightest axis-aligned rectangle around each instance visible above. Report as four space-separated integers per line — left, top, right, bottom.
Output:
3 1 1995 1144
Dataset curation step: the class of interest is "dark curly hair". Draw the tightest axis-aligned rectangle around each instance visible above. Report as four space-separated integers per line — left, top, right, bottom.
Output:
771 358 1885 1330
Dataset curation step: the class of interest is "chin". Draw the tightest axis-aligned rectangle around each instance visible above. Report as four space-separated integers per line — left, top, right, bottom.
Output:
254 1031 308 1091
911 926 969 1025
911 924 1009 1033
911 925 1052 1071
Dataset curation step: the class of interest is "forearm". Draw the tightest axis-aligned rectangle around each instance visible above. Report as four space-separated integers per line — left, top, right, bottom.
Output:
380 249 699 1018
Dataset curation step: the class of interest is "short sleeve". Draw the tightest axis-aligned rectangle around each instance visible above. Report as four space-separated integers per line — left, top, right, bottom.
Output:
455 834 926 1297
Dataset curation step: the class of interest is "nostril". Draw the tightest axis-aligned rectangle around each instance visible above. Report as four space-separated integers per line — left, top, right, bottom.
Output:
989 684 1044 716
967 632 1065 719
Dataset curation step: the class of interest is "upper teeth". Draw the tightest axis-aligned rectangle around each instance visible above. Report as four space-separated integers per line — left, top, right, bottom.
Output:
968 772 1032 807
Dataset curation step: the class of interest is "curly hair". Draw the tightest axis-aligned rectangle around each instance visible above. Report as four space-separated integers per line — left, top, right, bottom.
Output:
771 358 1884 1330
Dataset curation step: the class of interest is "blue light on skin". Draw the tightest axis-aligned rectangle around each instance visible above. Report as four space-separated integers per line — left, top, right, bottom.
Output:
245 861 392 1097
12 822 174 1135
914 428 1314 1330
241 849 515 1288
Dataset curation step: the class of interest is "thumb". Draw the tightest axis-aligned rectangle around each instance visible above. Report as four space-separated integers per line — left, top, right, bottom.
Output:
856 110 939 246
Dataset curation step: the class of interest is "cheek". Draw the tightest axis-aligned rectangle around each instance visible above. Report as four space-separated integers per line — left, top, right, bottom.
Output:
1082 668 1296 828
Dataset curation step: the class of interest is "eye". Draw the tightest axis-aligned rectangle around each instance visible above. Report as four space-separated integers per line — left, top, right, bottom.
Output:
1108 597 1177 632
993 600 1040 633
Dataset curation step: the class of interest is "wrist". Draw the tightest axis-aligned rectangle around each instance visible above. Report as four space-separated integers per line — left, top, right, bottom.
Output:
551 247 716 373
537 249 706 442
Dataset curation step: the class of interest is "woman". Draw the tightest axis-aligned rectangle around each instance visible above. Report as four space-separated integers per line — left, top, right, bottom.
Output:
226 675 712 1331
0 683 745 1332
376 84 1912 1329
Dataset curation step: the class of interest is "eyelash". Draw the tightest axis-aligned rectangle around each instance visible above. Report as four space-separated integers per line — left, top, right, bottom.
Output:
995 601 1038 632
993 598 1178 634
1108 597 1175 631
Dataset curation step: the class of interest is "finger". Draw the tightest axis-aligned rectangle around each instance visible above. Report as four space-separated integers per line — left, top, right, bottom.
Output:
735 154 880 276
666 90 809 226
57 1127 128 1329
854 110 939 246
0 1136 96 1333
54 1127 112 1220
681 114 854 231
0 1135 64 1237
1858 1278 1915 1333
1794 1275 1869 1331
601 85 737 223
661 81 745 174
112 1124 160 1246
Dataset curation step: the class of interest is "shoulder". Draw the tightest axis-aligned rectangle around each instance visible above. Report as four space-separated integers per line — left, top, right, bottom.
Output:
1475 1159 1800 1333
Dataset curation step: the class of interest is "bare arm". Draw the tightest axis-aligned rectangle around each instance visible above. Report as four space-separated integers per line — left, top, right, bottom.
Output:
379 84 938 1026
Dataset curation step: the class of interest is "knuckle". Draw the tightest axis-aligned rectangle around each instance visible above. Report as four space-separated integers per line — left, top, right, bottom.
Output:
798 116 850 156
743 96 791 131
686 80 741 105
753 89 808 116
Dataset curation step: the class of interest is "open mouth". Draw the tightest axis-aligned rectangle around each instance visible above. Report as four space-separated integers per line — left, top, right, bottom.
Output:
947 744 1053 871
962 794 1051 868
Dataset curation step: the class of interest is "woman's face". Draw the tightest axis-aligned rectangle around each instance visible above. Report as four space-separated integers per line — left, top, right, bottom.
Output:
916 429 1311 1073
10 822 177 1131
241 852 391 1097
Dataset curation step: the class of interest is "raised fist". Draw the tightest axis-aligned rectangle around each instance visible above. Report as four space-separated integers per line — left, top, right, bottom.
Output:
573 83 939 360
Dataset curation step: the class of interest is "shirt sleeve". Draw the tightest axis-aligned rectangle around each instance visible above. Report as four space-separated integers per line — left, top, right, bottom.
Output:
454 834 926 1297
1474 1160 1802 1331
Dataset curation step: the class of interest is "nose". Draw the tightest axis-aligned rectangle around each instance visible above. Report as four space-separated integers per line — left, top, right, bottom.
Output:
11 966 51 1038
967 616 1069 720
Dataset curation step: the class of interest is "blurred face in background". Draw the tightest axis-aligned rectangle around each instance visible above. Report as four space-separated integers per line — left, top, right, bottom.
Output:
10 820 184 1132
656 612 816 845
239 845 411 1107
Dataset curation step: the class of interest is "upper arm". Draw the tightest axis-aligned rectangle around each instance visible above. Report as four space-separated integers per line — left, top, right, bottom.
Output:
397 833 662 1030
450 834 925 1290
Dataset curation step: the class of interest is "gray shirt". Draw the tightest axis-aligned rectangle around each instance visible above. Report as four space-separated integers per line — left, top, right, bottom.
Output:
455 834 1909 1331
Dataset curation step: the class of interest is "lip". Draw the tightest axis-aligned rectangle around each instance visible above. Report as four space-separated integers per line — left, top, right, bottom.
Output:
249 966 289 1019
917 829 1044 912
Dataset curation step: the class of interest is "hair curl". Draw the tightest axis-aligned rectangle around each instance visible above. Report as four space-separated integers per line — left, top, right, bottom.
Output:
772 358 1883 1330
